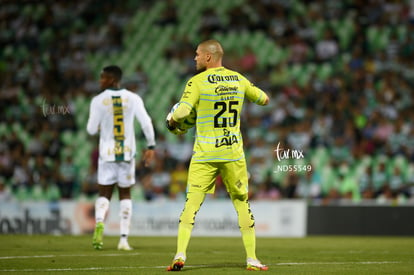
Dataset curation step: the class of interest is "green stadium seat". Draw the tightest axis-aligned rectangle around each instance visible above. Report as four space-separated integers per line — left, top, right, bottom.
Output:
320 166 338 195
74 131 88 145
46 184 61 201
339 174 359 196
397 24 407 41
129 10 145 29
39 28 54 48
249 31 265 51
289 64 303 79
407 164 414 184
0 123 8 138
391 155 409 178
31 185 46 201
293 158 308 175
366 25 391 53
295 63 315 86
316 63 333 80
61 130 74 145
291 0 306 16
15 185 29 201
20 131 31 149
131 184 144 201
311 19 327 40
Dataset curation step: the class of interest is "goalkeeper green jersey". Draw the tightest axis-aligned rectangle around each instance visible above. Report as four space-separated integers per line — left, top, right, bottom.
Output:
174 66 268 162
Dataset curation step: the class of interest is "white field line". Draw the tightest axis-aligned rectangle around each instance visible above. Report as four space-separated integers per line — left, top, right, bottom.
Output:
0 253 143 260
0 261 403 272
276 261 401 265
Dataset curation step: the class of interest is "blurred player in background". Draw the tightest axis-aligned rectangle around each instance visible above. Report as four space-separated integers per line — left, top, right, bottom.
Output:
166 40 269 271
87 65 155 250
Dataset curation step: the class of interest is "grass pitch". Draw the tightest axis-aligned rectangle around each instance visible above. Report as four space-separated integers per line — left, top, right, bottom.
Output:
0 235 413 274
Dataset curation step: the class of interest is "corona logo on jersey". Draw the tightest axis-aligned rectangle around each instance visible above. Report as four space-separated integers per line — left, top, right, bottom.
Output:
207 74 239 84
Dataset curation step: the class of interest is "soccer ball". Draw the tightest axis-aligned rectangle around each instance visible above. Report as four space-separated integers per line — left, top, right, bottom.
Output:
168 102 197 130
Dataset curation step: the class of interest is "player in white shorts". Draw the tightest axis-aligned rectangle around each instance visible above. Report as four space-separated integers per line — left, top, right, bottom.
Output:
98 158 136 187
87 65 155 250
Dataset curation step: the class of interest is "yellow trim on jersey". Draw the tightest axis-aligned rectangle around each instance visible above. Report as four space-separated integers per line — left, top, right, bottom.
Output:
112 95 125 161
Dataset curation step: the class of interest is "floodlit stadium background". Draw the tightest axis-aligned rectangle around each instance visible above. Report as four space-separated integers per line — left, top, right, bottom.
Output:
1 0 414 236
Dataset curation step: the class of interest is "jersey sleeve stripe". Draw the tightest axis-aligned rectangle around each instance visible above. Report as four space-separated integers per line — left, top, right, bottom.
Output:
253 93 263 104
192 155 244 162
196 133 242 139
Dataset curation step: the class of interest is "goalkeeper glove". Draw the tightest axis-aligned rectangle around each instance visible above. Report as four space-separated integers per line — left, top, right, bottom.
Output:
166 113 187 135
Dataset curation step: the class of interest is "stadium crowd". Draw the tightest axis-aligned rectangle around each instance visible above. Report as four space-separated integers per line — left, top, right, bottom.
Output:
1 0 413 204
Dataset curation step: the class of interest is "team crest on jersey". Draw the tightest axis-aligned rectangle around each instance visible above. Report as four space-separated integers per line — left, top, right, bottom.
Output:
236 180 242 189
183 91 191 98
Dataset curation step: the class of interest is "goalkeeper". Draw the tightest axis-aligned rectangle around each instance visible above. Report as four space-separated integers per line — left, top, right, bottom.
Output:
166 39 269 271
